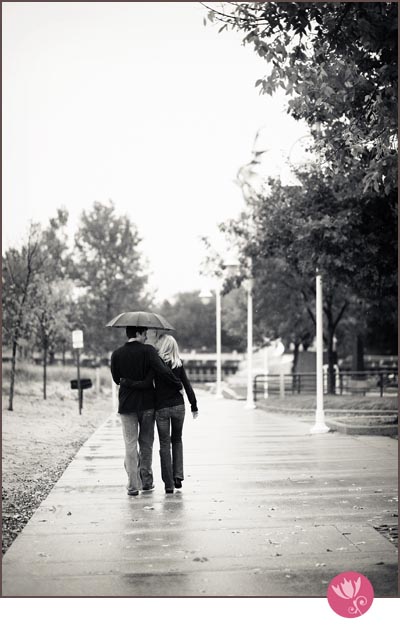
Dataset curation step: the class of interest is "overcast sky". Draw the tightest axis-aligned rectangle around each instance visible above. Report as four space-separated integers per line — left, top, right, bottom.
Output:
3 1 309 302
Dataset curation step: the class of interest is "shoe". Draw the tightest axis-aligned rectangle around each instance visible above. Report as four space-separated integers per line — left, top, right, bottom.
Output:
174 478 182 489
127 489 139 496
142 485 155 492
165 487 174 494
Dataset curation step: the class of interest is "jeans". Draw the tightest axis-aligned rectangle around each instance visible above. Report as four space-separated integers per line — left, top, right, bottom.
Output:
120 410 155 492
155 404 185 489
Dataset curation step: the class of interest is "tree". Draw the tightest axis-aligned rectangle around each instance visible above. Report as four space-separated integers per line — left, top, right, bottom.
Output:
33 279 73 399
251 258 316 371
41 207 73 278
34 207 75 370
73 202 152 357
220 165 397 392
205 2 397 196
2 224 45 410
200 224 315 358
157 292 216 351
3 210 76 407
218 266 315 366
157 290 247 352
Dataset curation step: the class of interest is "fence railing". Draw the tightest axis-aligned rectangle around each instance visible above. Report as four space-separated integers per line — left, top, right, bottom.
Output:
184 363 240 383
253 369 398 401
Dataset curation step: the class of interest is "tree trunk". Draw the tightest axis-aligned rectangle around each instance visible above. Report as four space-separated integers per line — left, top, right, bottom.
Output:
326 327 336 394
8 308 25 411
292 342 300 374
6 224 40 410
352 333 365 378
325 302 337 395
8 339 18 411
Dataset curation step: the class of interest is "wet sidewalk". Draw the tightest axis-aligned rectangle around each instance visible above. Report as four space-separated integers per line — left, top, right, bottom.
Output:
2 391 398 596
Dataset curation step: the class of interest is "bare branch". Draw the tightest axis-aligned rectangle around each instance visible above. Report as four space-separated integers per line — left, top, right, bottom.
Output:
332 302 349 331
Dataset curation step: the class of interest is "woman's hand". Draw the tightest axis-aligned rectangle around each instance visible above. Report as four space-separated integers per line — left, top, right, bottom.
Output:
192 411 199 420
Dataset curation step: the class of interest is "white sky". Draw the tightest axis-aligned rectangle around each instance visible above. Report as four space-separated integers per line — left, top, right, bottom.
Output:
2 1 309 302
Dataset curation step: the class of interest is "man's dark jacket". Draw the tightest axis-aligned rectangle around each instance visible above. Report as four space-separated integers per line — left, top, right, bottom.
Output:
111 341 182 413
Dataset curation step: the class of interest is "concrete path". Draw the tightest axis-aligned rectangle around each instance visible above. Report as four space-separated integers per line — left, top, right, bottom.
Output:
2 391 398 596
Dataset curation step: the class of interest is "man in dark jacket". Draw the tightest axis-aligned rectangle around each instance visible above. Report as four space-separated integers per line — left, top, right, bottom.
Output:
111 326 182 496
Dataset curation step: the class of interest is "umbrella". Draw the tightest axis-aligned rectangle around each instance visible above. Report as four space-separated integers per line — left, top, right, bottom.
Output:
106 311 175 331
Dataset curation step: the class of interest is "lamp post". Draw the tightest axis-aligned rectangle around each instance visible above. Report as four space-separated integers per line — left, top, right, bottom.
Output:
199 283 223 399
310 270 330 433
243 276 256 410
223 256 256 410
72 329 83 415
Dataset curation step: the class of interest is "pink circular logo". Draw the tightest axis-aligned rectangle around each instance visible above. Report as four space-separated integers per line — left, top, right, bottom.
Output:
327 572 374 618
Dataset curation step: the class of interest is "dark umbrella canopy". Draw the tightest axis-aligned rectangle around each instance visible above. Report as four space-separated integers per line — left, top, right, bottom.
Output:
106 311 175 331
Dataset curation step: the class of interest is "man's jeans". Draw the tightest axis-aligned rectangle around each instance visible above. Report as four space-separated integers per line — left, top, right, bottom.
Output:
120 410 155 492
155 404 185 489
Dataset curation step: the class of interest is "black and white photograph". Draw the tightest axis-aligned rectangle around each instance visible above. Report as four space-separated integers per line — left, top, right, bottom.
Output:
1 0 398 622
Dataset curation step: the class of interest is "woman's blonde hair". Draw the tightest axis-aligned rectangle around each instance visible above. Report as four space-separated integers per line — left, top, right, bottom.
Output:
157 334 182 369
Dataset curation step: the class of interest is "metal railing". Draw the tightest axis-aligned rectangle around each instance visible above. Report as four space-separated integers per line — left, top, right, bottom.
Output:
184 363 240 383
253 369 398 401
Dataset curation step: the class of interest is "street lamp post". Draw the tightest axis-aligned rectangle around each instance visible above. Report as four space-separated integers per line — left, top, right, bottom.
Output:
244 276 256 410
199 284 223 399
263 339 270 399
223 256 256 410
310 270 330 433
72 329 84 415
215 284 222 398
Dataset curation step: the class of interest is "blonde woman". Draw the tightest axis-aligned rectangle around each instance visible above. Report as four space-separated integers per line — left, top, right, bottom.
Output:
154 334 198 493
120 334 198 494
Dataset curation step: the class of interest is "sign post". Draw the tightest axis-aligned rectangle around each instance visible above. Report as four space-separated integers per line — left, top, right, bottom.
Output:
72 330 84 414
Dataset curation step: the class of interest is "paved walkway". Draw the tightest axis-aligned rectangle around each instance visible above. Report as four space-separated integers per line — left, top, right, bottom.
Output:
2 391 398 596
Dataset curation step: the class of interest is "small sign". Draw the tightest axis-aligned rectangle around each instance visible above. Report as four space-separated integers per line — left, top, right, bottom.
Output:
72 330 84 349
70 379 92 390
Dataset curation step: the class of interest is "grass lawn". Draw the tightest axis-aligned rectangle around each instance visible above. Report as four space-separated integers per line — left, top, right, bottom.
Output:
227 384 397 413
257 394 397 412
2 364 114 555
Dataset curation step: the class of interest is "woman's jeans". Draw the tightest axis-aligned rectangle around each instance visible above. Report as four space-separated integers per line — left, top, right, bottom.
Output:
120 410 155 492
155 404 185 489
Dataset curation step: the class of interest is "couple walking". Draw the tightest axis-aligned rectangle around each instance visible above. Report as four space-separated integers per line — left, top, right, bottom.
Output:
110 326 198 495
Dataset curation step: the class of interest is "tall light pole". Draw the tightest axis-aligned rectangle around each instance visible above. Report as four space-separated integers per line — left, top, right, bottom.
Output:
72 329 83 415
223 256 256 410
263 338 270 399
234 132 269 411
215 284 222 398
199 284 223 399
244 276 256 410
310 270 330 433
